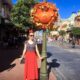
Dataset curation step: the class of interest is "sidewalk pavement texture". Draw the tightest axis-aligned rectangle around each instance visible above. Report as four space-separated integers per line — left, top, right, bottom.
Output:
0 59 24 80
0 46 24 80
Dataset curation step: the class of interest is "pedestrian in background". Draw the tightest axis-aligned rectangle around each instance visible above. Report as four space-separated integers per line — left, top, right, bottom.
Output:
72 37 75 48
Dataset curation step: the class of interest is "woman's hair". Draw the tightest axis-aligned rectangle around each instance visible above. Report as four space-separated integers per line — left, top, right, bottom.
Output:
27 29 34 36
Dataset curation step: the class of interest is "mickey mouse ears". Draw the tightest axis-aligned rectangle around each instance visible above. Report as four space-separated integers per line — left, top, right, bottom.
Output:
29 29 34 33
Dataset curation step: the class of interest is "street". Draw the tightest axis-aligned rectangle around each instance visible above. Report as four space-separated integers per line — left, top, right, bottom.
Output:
47 42 80 80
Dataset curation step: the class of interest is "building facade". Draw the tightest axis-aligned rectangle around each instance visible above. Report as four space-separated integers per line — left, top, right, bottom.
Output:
50 11 80 44
74 11 80 27
0 0 12 45
0 0 12 23
59 11 80 44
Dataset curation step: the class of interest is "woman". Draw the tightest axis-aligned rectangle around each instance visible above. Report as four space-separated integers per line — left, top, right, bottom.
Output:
20 30 42 80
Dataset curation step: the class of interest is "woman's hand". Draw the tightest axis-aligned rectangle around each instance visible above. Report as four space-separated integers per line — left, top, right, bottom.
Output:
38 56 42 60
39 56 47 60
19 57 23 62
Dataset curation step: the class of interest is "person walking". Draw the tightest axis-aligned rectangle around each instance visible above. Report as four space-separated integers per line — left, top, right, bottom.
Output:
20 30 42 80
72 37 75 48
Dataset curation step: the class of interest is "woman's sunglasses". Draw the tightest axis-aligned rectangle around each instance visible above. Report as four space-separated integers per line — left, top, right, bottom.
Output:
29 35 34 37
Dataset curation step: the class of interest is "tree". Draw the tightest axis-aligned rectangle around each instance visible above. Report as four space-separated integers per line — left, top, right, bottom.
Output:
59 30 66 43
71 27 80 45
71 27 80 36
11 0 37 30
59 30 66 37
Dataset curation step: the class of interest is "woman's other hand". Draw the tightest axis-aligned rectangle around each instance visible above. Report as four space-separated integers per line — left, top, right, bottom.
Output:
19 57 23 62
39 56 47 60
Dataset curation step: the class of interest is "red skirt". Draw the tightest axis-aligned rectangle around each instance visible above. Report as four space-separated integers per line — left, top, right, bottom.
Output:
24 51 38 80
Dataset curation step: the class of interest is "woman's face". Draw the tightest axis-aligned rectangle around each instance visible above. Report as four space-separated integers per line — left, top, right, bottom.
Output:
29 33 34 40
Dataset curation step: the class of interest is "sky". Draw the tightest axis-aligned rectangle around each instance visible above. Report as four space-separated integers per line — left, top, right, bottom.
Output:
12 0 80 19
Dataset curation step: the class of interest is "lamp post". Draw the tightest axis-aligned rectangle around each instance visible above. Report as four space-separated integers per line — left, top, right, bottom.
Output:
40 29 48 80
30 1 58 80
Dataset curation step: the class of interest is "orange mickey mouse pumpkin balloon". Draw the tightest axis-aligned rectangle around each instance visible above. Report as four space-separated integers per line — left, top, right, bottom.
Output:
31 2 58 29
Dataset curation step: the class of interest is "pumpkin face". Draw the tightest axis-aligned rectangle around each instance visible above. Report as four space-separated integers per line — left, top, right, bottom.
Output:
31 2 58 29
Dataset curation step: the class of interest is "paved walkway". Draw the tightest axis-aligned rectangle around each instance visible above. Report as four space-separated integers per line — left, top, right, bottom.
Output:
0 59 24 80
0 46 24 80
